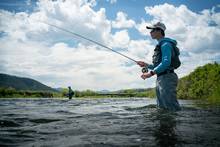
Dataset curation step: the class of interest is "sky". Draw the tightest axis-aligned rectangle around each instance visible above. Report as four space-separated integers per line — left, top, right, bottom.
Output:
0 0 220 91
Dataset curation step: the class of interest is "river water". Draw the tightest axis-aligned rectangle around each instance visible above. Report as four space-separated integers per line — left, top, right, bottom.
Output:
0 98 219 147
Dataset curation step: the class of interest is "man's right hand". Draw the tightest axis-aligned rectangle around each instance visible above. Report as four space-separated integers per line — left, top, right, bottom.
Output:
137 61 148 67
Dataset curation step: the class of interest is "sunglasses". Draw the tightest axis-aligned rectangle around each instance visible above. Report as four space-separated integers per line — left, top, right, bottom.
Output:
150 28 161 33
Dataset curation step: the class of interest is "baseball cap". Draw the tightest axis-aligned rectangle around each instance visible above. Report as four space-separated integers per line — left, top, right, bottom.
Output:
146 22 166 31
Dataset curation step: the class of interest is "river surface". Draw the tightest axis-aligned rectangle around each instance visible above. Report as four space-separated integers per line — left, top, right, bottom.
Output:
0 98 220 147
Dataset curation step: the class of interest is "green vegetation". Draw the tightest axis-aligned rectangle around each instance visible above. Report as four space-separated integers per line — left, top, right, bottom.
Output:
113 88 156 98
62 88 155 98
75 90 100 97
177 62 220 105
0 87 56 98
0 87 155 98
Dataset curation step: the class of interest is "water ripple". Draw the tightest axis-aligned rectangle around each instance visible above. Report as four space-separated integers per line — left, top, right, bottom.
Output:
29 118 62 124
0 98 219 147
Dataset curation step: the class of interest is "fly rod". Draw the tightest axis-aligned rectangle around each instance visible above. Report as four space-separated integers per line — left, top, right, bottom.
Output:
40 21 138 63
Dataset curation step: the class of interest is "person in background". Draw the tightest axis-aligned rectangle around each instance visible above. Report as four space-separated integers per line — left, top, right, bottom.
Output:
137 22 181 111
68 86 74 100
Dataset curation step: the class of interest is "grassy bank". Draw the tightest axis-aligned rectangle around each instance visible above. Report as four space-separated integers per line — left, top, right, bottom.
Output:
177 62 220 105
0 88 156 98
0 87 60 98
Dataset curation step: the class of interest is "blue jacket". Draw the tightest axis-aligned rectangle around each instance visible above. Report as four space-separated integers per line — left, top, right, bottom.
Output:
148 37 177 74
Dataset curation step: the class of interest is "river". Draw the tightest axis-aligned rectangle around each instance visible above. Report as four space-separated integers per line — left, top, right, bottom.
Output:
0 98 219 147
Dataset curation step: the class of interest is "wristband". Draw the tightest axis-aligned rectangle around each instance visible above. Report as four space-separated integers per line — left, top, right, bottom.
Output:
150 71 155 76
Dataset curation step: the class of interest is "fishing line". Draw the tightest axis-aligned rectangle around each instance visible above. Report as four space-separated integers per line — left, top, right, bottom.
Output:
39 21 138 63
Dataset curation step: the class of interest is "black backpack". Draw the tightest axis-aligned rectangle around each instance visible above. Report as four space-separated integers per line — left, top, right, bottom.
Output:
171 44 181 69
160 41 181 69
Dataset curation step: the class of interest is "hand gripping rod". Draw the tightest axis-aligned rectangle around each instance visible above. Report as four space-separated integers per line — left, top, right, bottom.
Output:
40 21 138 63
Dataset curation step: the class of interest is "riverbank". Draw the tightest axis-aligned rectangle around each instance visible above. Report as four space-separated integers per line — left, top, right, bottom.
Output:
0 87 156 98
1 88 220 106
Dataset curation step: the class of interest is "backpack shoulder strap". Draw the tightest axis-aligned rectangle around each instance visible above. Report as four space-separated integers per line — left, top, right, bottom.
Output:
159 40 179 56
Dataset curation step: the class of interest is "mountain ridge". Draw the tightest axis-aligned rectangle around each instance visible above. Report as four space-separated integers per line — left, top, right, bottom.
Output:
0 73 57 92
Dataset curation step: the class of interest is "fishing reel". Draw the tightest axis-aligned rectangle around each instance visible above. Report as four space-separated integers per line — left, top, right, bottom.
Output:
142 67 148 73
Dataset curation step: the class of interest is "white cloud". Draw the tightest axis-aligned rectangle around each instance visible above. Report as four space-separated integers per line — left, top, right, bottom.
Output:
112 11 135 29
127 39 154 62
110 29 130 48
106 0 117 4
176 51 220 78
135 19 149 36
13 0 110 45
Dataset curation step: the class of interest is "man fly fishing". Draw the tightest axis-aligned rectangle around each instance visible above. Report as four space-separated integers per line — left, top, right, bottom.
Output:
137 22 181 111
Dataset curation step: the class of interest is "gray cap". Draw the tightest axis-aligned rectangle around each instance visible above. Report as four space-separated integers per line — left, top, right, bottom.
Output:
146 22 166 31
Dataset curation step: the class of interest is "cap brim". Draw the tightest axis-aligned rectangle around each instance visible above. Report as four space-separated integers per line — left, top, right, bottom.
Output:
146 26 156 29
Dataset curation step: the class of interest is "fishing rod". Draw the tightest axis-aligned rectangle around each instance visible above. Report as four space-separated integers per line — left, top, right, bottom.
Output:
40 21 148 73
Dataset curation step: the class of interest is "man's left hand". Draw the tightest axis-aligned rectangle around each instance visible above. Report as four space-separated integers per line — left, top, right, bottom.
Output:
141 72 153 80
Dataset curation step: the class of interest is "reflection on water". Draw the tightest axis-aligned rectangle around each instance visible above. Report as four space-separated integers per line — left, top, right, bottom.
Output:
0 98 219 147
153 110 178 147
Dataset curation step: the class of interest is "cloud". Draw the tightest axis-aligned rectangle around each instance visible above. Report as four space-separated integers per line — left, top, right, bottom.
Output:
110 29 130 48
112 11 135 29
176 51 220 78
106 0 117 4
135 19 149 36
127 39 155 62
0 0 111 46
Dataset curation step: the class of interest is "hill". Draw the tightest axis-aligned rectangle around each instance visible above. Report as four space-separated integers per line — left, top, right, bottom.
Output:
177 62 220 103
0 73 57 92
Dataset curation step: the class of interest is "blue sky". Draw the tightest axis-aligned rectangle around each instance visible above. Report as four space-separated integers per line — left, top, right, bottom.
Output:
1 0 219 17
0 0 220 90
95 0 220 19
1 0 219 13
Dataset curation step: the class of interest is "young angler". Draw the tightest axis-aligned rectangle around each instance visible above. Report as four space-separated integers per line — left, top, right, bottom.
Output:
137 22 181 111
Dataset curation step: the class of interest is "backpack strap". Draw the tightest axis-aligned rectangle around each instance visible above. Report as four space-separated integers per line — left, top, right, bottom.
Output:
159 40 178 57
157 40 181 69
